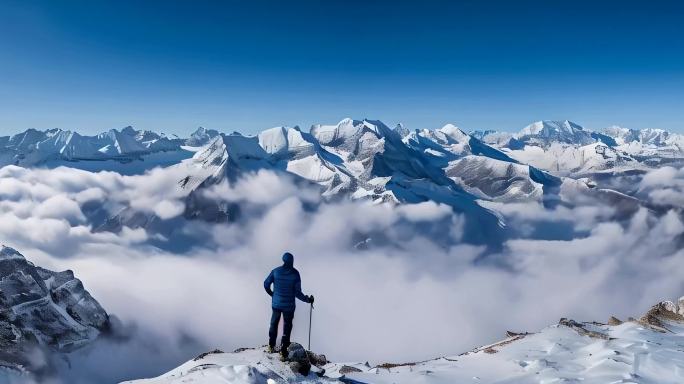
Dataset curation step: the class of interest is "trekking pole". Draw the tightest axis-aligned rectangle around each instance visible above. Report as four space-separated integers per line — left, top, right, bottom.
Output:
308 302 313 351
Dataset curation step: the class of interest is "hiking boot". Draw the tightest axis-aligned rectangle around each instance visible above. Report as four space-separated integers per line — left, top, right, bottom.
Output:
267 345 276 354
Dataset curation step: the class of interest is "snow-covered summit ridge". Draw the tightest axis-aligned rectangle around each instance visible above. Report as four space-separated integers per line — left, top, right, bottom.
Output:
173 118 518 241
514 120 614 148
473 119 684 149
89 117 655 241
187 126 220 147
122 344 332 384
438 123 470 141
122 297 684 384
2 118 682 202
469 119 684 173
0 125 192 168
0 245 26 261
2 118 682 172
519 120 584 136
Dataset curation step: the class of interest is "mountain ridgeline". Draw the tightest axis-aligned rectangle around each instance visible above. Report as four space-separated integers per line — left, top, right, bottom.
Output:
2 119 681 174
2 119 680 246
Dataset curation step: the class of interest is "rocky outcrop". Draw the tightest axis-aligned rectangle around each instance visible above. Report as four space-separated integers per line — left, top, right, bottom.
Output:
638 298 684 331
0 245 109 374
607 316 623 325
285 342 328 376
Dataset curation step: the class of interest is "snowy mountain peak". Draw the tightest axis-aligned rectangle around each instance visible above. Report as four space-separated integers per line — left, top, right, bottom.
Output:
337 117 355 126
192 135 227 167
603 125 631 135
223 133 270 164
0 245 25 261
469 120 684 172
3 119 684 194
309 118 389 147
310 118 361 145
192 126 208 135
440 123 459 131
257 126 314 157
362 119 391 132
601 125 640 145
177 135 230 191
639 128 671 145
394 123 410 138
404 124 472 152
599 125 684 150
187 126 220 147
121 125 137 135
519 120 584 136
516 120 595 147
438 123 470 142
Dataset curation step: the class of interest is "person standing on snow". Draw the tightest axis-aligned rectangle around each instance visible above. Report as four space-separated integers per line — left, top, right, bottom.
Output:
263 252 314 358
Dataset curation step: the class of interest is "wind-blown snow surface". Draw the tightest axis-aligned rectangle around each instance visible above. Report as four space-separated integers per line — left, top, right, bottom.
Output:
1 119 684 383
333 301 684 384
121 349 334 384
123 300 684 384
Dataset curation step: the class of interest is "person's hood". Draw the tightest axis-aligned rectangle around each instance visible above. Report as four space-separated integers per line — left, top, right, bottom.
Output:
282 252 294 268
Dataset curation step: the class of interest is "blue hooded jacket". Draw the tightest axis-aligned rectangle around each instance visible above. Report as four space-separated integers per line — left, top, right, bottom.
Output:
264 252 309 312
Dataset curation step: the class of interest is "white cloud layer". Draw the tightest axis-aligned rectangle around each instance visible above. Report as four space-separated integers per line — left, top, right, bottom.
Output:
1 165 684 383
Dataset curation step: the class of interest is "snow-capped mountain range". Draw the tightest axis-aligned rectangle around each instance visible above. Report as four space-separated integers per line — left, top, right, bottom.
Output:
122 297 684 384
4 119 682 175
472 120 684 174
115 119 571 244
0 126 181 165
0 118 674 249
3 118 677 240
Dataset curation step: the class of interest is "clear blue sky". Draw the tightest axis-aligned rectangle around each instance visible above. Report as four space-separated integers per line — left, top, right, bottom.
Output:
1 0 683 136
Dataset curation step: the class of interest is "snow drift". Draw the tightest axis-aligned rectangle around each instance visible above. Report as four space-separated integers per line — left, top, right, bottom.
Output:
122 297 684 384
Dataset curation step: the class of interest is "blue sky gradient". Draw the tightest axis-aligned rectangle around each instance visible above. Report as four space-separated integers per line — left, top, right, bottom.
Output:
1 0 683 135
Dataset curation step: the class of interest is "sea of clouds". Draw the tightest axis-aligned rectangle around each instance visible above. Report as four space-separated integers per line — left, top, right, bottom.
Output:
1 164 684 383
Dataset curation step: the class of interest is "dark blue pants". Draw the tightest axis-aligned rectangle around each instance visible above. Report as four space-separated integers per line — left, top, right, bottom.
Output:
269 308 294 349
